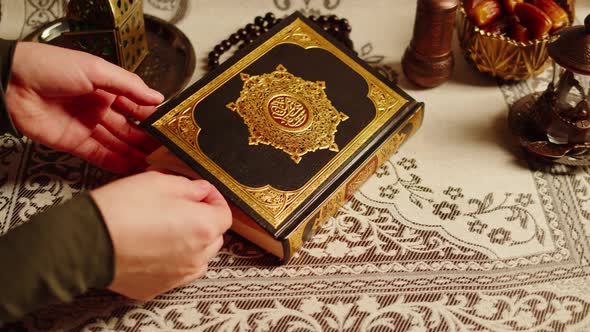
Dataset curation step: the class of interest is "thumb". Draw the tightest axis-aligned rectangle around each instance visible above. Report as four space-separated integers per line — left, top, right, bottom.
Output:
182 180 218 203
200 182 229 207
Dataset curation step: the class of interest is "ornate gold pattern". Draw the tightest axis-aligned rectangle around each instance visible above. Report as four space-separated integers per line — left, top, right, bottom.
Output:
163 106 200 147
368 83 401 114
320 190 346 224
345 157 378 199
287 216 308 258
289 188 347 258
281 26 322 48
378 132 407 163
243 185 298 216
227 65 348 163
152 18 408 229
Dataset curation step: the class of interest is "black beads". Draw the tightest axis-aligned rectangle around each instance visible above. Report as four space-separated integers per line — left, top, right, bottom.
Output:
264 12 276 23
213 44 225 53
254 16 265 26
245 23 257 33
207 12 354 71
230 33 240 43
310 14 354 50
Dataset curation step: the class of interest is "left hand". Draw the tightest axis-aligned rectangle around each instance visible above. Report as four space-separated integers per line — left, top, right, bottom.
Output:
5 42 164 174
91 171 233 300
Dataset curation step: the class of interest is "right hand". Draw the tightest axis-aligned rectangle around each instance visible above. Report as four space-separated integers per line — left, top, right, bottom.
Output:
6 42 164 174
91 171 232 300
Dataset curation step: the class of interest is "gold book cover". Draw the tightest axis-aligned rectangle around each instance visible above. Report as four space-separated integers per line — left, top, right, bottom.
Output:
142 12 424 261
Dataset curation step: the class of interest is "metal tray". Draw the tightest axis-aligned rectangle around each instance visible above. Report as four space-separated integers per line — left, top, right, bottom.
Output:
24 15 195 102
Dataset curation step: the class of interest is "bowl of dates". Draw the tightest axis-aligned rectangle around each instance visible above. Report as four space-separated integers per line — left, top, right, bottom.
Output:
457 0 575 80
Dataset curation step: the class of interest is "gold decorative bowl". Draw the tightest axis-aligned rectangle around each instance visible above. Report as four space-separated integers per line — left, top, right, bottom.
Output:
457 0 575 81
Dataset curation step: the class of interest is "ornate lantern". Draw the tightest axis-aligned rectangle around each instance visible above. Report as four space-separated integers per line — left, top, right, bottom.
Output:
63 0 149 72
510 14 590 165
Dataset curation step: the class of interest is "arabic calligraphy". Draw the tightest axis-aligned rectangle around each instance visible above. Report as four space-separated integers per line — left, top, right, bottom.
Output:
267 94 311 131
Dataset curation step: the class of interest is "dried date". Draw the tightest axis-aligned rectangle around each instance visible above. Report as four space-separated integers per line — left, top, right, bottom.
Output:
464 0 569 42
471 0 503 27
511 22 530 42
514 3 553 40
502 0 523 15
482 15 517 34
465 0 485 17
531 0 569 31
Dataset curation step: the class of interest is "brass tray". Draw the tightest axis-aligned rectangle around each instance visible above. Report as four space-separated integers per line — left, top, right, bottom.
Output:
24 15 195 102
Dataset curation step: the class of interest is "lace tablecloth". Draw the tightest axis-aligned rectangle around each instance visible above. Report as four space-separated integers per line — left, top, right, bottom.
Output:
2 0 590 331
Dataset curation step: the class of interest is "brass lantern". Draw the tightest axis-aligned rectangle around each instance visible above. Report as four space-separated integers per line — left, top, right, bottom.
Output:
510 14 590 165
63 0 149 72
535 14 590 145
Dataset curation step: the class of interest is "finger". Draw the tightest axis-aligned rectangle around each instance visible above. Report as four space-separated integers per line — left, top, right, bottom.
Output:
171 237 223 290
91 125 149 162
179 179 215 202
61 90 114 129
153 174 221 205
100 108 160 153
72 137 146 174
201 184 229 208
176 177 227 207
190 200 233 235
198 236 224 268
86 58 164 106
112 95 159 121
161 176 212 202
174 194 231 237
170 264 208 291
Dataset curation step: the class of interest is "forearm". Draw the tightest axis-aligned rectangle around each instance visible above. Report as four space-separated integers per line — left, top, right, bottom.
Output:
0 39 20 137
0 38 114 323
0 192 114 324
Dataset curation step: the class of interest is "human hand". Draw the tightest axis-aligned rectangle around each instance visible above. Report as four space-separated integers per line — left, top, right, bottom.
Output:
91 171 232 300
5 42 164 173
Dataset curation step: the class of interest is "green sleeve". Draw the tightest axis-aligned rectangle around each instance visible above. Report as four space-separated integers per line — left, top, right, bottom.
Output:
0 39 21 137
0 192 115 324
0 39 115 324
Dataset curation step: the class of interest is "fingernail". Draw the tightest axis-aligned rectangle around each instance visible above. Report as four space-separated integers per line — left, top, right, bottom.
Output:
149 89 165 102
193 180 211 192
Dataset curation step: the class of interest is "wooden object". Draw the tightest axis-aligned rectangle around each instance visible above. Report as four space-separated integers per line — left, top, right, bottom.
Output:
402 0 459 88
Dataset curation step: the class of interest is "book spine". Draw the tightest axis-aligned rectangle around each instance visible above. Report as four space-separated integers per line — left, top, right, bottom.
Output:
283 104 424 261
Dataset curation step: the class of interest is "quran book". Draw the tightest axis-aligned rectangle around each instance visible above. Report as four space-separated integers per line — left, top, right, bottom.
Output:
142 12 424 261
